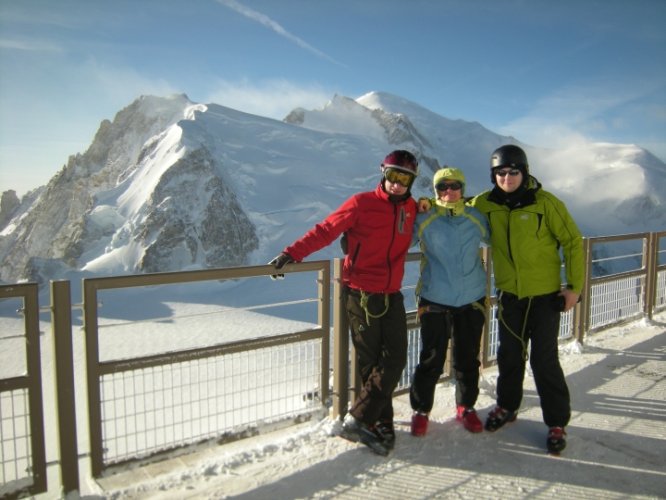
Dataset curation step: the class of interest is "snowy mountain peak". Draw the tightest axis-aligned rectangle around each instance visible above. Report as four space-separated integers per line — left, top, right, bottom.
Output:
132 93 194 118
286 93 384 140
357 90 427 115
0 95 257 283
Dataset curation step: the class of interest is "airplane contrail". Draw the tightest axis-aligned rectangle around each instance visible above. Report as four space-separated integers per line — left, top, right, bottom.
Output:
215 0 347 68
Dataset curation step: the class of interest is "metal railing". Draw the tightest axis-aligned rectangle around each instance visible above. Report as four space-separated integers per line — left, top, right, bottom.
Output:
0 284 47 499
581 232 666 332
0 231 664 498
82 262 330 477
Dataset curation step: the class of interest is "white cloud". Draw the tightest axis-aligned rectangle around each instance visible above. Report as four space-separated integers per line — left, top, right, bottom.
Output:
215 0 347 68
80 59 179 104
499 79 665 152
0 38 62 52
205 79 333 120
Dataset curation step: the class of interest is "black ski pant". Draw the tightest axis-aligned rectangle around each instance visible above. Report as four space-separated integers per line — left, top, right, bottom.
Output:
345 287 408 426
496 291 571 428
410 297 485 413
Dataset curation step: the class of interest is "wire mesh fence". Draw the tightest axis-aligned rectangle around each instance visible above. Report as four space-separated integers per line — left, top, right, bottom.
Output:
99 340 324 465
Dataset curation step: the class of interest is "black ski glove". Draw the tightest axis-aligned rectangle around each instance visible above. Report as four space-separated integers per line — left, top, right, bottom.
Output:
268 252 294 280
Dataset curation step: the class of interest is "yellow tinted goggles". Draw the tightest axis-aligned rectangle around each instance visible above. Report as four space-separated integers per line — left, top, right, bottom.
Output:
384 168 414 187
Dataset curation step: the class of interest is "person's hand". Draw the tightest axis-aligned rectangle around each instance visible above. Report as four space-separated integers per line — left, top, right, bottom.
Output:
268 252 294 280
560 289 580 312
418 197 432 213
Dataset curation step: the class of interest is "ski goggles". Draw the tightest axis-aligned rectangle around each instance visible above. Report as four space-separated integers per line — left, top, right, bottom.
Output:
384 168 414 187
495 168 522 177
435 181 463 192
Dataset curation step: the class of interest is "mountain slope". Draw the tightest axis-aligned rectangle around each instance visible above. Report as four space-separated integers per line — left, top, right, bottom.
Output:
0 92 664 284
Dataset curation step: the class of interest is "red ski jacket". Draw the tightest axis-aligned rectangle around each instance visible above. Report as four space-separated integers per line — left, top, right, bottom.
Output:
283 183 416 294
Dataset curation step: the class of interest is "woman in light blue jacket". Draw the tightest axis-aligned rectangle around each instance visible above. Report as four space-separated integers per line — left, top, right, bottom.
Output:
410 167 490 437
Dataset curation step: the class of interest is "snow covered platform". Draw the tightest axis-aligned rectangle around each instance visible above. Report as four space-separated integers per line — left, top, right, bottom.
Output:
96 315 666 499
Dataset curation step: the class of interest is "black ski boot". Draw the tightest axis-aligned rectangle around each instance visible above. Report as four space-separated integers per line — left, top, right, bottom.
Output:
547 426 567 454
375 419 396 450
484 406 517 432
339 415 390 456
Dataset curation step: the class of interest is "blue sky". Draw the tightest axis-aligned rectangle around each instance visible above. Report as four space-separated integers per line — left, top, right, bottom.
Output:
1 0 665 196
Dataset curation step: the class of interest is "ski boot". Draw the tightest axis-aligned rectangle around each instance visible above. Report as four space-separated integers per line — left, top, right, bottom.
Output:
456 405 483 433
339 414 390 456
484 406 517 432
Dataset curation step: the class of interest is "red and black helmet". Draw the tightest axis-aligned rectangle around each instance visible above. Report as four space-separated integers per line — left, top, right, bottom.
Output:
381 150 419 176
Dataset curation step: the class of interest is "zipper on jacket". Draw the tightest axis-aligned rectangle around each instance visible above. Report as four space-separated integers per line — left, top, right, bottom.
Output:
507 211 513 263
349 241 361 275
384 204 399 291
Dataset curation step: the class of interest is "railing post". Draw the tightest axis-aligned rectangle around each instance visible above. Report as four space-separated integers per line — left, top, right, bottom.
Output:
50 280 80 495
331 258 349 419
317 263 331 405
578 237 593 343
572 302 582 342
82 279 104 478
9 284 48 496
481 247 493 368
645 232 657 321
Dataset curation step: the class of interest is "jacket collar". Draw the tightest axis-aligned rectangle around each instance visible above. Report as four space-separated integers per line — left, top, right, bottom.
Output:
435 198 466 216
488 175 541 208
376 181 411 204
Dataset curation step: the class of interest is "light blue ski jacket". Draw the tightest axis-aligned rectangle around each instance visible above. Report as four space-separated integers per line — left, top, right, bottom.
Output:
413 203 490 307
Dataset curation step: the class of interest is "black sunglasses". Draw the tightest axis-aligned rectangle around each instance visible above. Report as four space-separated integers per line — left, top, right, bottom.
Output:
495 168 521 177
435 181 463 191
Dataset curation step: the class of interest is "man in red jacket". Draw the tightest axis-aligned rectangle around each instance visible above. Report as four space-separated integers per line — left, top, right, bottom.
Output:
270 150 419 456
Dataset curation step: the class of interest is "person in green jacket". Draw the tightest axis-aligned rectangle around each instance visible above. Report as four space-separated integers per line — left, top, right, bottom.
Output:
469 144 584 454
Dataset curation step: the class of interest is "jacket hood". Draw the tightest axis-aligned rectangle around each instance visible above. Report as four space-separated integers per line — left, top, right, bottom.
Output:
433 167 466 196
525 175 542 193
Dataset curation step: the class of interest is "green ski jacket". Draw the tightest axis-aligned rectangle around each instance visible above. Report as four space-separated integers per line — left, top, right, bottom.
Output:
469 179 584 299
